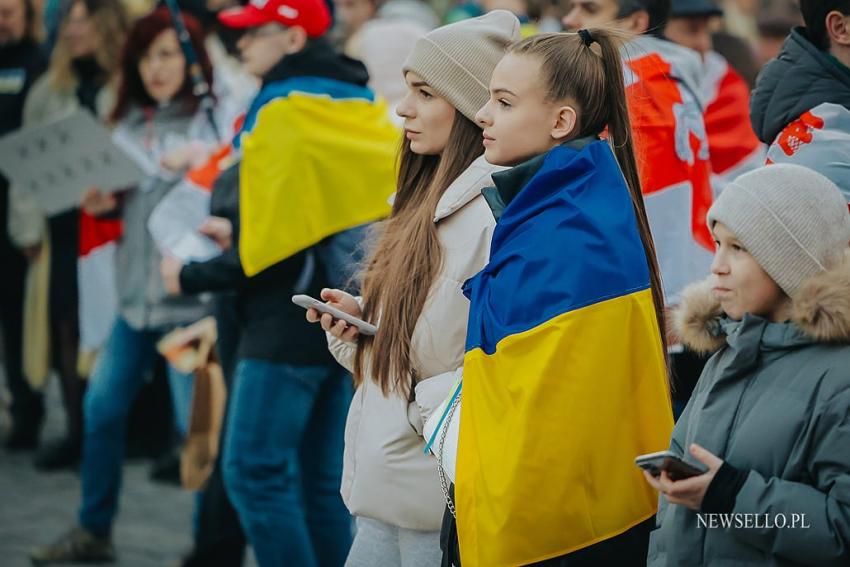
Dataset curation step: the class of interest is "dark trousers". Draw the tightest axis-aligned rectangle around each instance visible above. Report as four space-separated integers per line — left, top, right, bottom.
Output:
440 486 654 567
222 360 352 567
48 210 85 445
185 294 247 567
0 245 44 428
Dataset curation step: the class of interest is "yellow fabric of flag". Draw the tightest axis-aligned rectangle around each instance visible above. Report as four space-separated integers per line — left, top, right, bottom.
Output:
239 93 399 276
458 290 673 565
455 140 673 566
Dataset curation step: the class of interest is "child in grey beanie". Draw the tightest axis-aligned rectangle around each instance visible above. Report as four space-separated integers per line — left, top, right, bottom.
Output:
648 164 850 567
707 163 850 299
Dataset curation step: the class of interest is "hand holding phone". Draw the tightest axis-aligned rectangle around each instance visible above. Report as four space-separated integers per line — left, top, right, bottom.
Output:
635 450 707 481
295 290 377 337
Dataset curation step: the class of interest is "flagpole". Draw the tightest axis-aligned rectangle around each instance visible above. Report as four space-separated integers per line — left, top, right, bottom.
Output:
162 0 221 141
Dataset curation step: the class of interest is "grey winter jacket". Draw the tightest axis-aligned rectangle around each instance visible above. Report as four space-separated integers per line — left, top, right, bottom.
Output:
648 250 850 566
113 102 212 331
750 27 850 145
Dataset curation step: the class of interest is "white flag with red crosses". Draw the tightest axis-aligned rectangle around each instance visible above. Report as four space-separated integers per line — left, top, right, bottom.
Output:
766 102 850 204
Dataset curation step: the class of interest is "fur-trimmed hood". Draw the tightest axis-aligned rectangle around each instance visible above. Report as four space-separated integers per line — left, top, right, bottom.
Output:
674 249 850 354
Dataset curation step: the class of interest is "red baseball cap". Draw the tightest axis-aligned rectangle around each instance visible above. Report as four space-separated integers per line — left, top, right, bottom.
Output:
218 0 331 38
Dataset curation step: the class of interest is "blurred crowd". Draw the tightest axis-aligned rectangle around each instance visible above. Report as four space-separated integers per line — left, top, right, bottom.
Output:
1 0 849 565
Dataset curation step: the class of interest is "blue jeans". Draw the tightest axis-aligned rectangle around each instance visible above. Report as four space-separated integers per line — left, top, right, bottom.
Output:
79 317 193 535
222 359 353 567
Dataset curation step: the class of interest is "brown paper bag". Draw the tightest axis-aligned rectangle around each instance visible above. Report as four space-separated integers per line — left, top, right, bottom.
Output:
180 349 226 491
157 317 227 491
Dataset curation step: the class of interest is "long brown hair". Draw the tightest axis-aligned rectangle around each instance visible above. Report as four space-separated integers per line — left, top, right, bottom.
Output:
354 113 483 397
510 30 669 368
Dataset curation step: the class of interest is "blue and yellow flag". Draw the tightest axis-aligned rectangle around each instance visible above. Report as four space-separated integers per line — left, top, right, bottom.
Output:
457 140 673 566
237 77 399 276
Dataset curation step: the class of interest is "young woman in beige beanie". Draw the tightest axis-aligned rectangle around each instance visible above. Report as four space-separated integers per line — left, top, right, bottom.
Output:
305 10 521 566
644 164 850 566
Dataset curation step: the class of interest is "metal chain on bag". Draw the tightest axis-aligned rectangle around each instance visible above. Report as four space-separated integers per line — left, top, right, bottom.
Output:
436 391 461 518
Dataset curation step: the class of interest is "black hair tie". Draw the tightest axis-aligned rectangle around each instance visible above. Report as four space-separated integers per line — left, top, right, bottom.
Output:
578 28 595 47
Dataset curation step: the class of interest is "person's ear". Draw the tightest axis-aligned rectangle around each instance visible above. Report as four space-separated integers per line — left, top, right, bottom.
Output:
826 10 850 48
620 9 650 34
551 105 577 141
284 26 309 54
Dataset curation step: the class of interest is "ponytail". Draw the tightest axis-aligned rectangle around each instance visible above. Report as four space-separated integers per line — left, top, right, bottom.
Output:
510 30 669 375
593 30 669 367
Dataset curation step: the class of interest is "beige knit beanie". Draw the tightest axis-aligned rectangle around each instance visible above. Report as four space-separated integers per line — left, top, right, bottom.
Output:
707 164 850 297
402 10 520 123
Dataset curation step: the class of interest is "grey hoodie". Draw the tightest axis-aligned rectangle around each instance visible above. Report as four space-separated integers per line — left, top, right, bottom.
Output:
648 250 850 566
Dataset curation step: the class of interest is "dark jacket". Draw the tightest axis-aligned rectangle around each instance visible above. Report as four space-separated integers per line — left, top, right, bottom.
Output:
648 251 850 566
0 38 45 136
180 38 369 365
750 27 850 145
180 164 334 365
1 38 45 254
179 38 370 366
259 36 368 88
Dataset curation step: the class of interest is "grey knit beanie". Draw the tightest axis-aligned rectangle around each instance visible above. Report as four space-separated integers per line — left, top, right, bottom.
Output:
707 164 850 297
402 10 520 123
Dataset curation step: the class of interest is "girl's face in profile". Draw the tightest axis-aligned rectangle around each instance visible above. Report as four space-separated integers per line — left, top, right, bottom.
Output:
710 222 789 322
475 53 575 167
396 72 456 156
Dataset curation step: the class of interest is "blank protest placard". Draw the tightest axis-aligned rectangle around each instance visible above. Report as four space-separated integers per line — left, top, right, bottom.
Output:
0 110 146 216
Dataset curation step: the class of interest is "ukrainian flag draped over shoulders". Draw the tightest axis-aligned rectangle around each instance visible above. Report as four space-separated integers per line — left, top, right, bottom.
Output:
237 76 399 276
457 139 673 566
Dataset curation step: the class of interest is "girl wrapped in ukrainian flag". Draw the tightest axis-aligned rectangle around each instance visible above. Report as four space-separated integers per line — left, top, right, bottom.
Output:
447 29 675 566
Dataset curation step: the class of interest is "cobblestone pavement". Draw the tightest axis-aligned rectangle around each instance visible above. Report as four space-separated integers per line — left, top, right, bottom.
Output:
0 377 197 567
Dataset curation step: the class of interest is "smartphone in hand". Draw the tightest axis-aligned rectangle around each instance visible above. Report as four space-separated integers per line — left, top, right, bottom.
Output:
635 450 707 481
292 294 378 336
